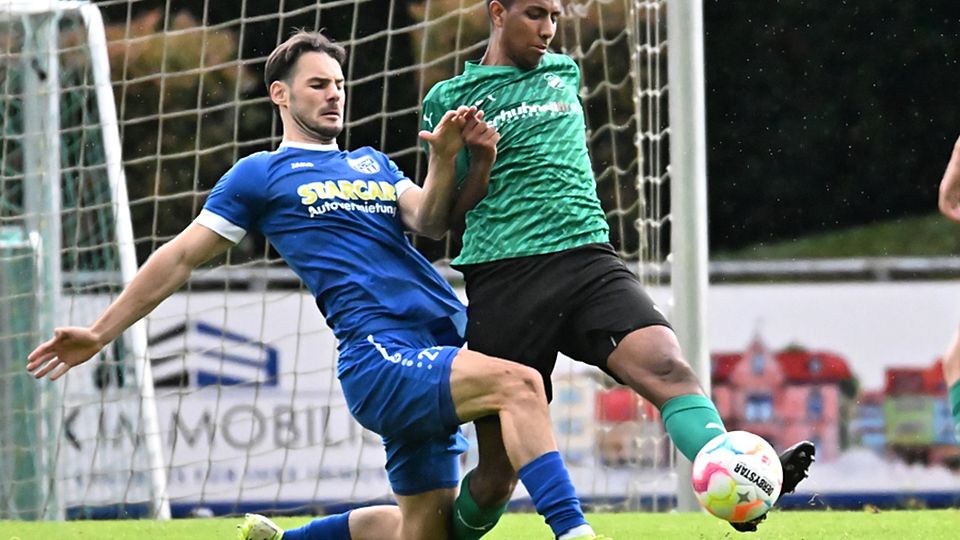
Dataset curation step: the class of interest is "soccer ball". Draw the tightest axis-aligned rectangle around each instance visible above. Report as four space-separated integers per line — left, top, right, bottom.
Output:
691 431 783 523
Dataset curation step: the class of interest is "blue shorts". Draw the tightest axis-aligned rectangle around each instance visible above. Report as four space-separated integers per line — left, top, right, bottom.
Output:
337 327 467 495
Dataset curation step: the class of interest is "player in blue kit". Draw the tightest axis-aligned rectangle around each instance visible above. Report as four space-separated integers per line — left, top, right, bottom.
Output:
26 31 608 540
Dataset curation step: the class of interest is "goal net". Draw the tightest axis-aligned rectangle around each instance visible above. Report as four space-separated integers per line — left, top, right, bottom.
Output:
0 0 697 520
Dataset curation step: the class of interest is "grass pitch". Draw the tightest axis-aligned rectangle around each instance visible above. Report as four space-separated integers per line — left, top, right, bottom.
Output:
2 510 959 539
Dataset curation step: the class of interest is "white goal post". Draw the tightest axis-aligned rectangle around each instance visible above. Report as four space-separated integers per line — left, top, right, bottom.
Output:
0 0 707 519
0 0 169 520
667 0 711 512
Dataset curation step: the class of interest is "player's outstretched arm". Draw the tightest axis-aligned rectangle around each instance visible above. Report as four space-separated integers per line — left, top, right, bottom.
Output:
449 109 499 238
399 106 473 238
26 223 234 380
939 135 960 223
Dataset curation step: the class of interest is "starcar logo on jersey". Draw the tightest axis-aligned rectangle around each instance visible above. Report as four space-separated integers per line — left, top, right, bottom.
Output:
297 180 397 204
296 179 399 217
347 155 381 174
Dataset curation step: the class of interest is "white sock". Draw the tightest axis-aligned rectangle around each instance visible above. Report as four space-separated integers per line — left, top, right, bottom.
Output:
558 524 595 539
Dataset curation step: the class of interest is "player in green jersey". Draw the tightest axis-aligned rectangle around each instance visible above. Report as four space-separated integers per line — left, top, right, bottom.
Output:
420 1 815 537
937 136 960 443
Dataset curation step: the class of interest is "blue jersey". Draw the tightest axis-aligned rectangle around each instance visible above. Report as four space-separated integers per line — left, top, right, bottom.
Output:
197 141 465 345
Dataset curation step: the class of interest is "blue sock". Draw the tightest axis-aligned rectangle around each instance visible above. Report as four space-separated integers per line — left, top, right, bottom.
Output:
517 451 587 537
281 511 351 540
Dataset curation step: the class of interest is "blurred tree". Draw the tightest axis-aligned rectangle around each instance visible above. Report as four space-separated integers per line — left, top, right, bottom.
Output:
102 9 267 263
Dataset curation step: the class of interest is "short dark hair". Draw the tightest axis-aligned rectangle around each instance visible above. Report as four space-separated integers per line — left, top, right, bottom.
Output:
264 31 346 89
488 0 516 9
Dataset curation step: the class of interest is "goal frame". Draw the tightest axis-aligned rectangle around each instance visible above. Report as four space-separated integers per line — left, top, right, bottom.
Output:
2 0 171 520
666 0 711 512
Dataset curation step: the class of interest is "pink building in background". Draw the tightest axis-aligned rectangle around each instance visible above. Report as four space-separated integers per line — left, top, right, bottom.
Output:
711 338 853 461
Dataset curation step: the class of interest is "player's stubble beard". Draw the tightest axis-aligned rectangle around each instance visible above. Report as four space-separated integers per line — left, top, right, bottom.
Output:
289 97 343 144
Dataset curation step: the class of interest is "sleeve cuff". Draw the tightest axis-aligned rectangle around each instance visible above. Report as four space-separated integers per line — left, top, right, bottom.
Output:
395 179 416 199
195 209 246 243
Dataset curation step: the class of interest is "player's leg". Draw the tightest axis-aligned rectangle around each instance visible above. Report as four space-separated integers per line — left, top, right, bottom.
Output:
237 506 401 540
547 244 726 462
560 246 813 531
450 349 599 539
607 327 815 502
452 254 566 540
943 325 960 442
451 416 515 539
241 488 458 540
601 323 815 533
240 353 460 540
277 331 469 540
603 324 726 461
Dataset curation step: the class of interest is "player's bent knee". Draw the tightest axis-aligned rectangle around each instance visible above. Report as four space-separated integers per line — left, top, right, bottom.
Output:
485 362 546 408
648 354 697 383
613 347 698 390
612 329 695 384
508 363 547 402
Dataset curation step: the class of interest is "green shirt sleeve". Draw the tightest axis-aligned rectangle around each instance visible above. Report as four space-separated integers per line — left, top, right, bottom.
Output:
422 83 470 189
420 86 446 140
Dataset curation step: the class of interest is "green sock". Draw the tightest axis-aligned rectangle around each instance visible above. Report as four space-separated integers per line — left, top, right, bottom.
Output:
950 381 960 441
660 394 727 462
451 470 508 540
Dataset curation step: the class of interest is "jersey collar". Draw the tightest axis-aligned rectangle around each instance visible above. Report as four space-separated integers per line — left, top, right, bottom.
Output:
280 141 340 152
465 60 525 75
465 54 553 75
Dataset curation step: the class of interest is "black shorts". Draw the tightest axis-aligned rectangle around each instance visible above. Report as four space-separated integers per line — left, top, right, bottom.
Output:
456 243 672 399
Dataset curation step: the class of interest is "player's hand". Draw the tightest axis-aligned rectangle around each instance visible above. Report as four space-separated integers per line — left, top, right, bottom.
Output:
26 327 104 380
463 109 499 166
419 105 474 160
939 136 960 223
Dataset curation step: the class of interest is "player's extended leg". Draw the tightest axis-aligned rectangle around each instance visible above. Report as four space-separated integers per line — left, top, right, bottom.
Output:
237 489 456 540
450 349 602 540
943 325 960 442
450 416 516 539
606 325 814 533
604 325 725 461
237 508 397 540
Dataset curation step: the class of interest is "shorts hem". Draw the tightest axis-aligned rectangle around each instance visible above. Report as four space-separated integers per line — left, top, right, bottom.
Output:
438 348 461 429
392 479 460 496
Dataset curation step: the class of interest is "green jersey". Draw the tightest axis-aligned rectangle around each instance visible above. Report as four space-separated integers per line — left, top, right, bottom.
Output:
421 53 609 265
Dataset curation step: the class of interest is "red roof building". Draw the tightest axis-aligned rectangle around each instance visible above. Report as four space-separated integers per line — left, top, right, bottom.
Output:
711 337 854 462
885 360 946 397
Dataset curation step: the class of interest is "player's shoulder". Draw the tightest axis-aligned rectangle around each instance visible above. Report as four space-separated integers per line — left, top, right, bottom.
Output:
345 146 397 173
542 52 579 72
348 146 389 161
424 69 474 105
237 149 271 163
543 52 576 66
226 150 271 177
423 78 449 105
